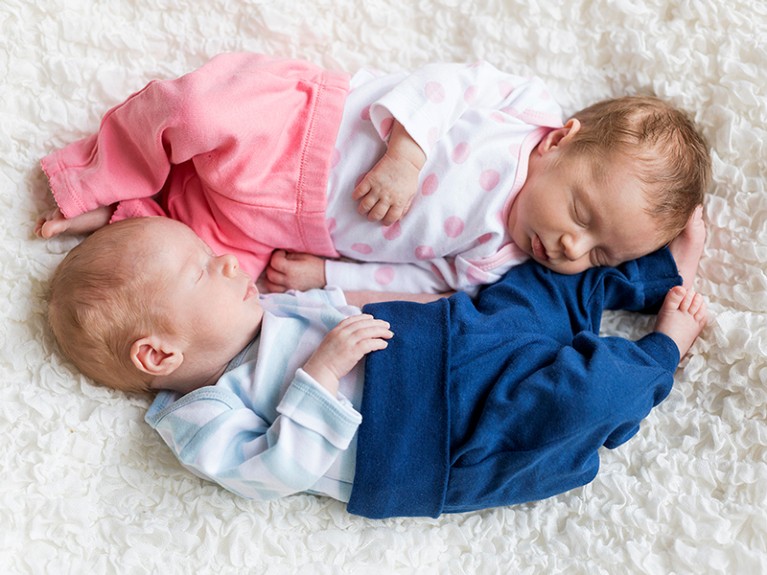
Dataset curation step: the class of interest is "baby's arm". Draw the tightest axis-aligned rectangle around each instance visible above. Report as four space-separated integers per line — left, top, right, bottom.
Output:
353 120 425 225
266 246 516 295
265 251 458 294
303 314 393 396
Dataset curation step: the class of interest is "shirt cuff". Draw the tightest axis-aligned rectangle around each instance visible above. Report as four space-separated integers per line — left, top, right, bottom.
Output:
277 368 362 450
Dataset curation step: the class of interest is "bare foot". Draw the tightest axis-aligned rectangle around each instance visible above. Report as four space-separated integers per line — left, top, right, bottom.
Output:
668 205 706 289
654 286 707 359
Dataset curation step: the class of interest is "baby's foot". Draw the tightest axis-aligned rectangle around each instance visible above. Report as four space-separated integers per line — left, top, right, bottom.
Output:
654 286 707 359
668 205 706 289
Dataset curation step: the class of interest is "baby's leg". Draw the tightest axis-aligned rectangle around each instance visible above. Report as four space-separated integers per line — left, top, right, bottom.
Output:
668 206 706 289
654 286 707 358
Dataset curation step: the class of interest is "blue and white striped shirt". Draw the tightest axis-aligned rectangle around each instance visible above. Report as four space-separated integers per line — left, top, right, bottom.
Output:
145 287 364 502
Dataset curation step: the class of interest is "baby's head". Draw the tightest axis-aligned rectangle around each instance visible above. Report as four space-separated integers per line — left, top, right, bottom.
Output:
47 217 263 394
569 95 710 238
508 95 710 274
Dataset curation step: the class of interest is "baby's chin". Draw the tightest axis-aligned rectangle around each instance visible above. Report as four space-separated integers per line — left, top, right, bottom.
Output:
536 259 592 275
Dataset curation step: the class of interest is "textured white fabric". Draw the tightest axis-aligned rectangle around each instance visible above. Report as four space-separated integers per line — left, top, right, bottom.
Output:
3 0 766 573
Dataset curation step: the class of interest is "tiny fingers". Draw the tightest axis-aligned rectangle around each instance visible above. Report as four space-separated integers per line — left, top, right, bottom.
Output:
352 179 372 201
334 314 394 342
335 313 391 330
355 190 386 218
264 265 286 284
381 205 405 226
269 250 289 271
365 201 392 222
264 257 289 292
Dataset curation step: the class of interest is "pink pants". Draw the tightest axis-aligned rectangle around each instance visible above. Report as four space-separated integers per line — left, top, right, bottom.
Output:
42 53 349 278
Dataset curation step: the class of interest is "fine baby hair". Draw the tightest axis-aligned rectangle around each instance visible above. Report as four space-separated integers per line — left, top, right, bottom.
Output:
47 218 170 394
568 95 710 241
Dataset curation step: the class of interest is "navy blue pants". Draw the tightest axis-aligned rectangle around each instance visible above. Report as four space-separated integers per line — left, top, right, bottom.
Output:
348 249 682 518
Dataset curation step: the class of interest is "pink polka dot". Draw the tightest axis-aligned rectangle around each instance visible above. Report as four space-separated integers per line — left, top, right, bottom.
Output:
467 267 490 285
490 112 507 123
379 117 394 138
452 142 470 164
360 106 371 121
464 85 478 103
374 266 395 286
477 233 493 244
351 243 373 255
479 169 500 191
421 173 439 196
415 246 436 260
326 217 337 234
444 216 465 238
425 81 446 103
383 221 401 240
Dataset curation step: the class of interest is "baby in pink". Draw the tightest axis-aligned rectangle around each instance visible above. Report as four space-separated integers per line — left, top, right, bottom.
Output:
38 52 707 295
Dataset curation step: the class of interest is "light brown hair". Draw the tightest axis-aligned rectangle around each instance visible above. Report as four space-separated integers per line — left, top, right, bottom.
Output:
47 218 172 393
568 95 710 242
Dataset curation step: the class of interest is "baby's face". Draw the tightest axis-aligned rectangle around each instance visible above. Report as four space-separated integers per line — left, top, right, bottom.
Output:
139 218 263 358
507 146 664 274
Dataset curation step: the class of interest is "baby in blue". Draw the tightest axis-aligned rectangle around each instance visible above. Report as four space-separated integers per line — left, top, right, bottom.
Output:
45 215 706 518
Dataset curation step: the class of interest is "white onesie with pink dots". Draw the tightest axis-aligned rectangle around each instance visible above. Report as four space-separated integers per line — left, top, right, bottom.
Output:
324 61 564 295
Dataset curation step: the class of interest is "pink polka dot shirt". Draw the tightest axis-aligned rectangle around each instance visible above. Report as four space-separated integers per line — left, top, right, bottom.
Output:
325 62 564 295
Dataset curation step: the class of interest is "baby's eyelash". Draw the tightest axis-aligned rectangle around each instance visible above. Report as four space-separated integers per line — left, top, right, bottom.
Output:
573 200 588 227
591 249 611 267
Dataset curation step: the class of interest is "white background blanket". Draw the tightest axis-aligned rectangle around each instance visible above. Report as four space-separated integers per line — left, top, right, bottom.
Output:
2 0 765 573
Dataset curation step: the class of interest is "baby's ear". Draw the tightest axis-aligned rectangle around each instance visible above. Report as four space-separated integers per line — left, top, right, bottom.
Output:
538 118 582 153
130 335 183 376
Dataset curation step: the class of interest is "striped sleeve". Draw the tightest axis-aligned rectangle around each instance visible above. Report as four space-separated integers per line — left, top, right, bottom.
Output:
146 369 361 500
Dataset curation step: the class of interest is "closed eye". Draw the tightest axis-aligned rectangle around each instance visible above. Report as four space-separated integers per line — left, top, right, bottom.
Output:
591 248 615 267
573 198 589 228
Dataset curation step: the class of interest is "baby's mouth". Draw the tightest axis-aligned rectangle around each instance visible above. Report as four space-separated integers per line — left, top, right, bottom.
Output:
532 235 549 261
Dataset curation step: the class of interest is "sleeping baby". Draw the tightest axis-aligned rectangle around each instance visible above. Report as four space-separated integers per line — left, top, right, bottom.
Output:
41 215 706 518
37 52 709 295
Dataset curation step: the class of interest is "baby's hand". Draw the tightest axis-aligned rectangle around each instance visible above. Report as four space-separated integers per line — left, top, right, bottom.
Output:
352 152 420 225
264 250 327 292
353 120 425 226
34 206 113 238
303 314 393 396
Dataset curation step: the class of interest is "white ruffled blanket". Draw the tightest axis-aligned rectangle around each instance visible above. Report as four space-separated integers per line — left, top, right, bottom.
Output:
3 0 765 573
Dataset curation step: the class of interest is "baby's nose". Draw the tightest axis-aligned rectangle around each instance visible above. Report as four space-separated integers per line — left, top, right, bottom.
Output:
562 233 589 261
219 254 240 277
